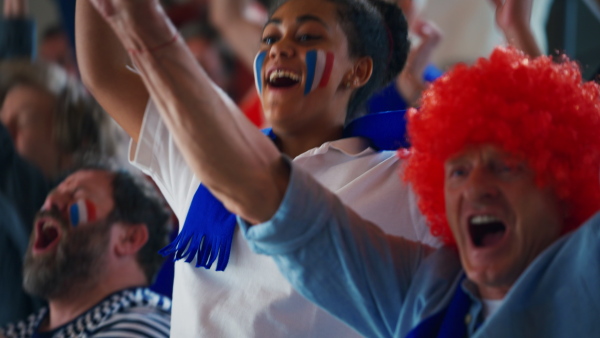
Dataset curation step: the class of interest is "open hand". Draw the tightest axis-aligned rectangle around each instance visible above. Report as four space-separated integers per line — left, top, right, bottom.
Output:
397 18 442 107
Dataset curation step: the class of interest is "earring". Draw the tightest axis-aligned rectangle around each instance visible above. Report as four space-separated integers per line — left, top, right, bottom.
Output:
345 81 351 89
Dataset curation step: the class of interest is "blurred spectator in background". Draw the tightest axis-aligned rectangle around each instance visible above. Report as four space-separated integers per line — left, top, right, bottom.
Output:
0 194 33 326
39 24 78 76
0 59 116 325
182 22 235 99
1 0 117 326
0 167 172 337
0 60 115 225
415 0 552 68
370 0 541 113
0 0 35 60
0 0 77 75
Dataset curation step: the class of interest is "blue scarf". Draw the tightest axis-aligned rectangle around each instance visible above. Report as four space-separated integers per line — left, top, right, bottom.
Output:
406 276 474 338
159 110 409 270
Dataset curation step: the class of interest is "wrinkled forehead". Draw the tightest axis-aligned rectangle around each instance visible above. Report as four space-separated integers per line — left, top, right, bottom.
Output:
59 170 115 197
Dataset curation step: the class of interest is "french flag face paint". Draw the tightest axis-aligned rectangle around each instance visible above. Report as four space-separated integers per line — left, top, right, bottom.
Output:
254 51 268 95
304 50 334 96
69 199 97 227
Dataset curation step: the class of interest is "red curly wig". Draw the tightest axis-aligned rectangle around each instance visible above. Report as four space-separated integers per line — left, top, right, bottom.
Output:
402 47 600 245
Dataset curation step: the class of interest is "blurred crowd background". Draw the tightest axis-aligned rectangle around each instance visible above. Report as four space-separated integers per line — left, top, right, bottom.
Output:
2 0 599 79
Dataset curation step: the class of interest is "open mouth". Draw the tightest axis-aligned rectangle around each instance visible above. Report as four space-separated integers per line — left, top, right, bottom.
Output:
33 219 62 253
468 215 506 248
267 69 301 88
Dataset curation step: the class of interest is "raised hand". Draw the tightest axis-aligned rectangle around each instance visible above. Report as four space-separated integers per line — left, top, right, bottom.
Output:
396 18 442 107
489 0 541 56
491 0 533 34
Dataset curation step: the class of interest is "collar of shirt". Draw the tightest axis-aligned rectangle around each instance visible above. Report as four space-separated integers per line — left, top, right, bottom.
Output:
295 137 373 159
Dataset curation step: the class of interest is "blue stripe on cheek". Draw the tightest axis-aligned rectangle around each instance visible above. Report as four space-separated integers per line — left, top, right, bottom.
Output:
69 204 79 227
254 51 267 94
305 50 317 95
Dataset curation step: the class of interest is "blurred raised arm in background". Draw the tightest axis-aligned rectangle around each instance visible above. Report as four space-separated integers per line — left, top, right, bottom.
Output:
0 0 35 60
491 0 542 57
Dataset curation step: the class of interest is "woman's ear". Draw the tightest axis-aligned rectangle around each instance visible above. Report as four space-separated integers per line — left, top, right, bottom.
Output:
113 223 149 257
350 56 373 88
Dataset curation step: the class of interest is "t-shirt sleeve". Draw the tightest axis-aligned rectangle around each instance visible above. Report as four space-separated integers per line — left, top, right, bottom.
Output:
129 99 199 219
239 161 434 337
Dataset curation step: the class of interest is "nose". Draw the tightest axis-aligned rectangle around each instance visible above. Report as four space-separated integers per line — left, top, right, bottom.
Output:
41 190 72 215
463 166 500 203
269 37 296 60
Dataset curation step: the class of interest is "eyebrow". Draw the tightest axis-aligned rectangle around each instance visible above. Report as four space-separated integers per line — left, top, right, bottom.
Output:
264 14 329 30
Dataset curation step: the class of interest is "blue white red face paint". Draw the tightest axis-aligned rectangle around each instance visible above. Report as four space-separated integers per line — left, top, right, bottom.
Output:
304 50 334 95
69 199 97 227
254 51 268 95
253 49 334 96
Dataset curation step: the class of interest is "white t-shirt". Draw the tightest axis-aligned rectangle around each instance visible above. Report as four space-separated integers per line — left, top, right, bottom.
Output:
130 100 439 337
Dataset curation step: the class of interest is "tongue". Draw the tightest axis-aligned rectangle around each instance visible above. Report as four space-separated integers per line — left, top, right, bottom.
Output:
481 231 504 247
270 77 298 88
35 227 59 250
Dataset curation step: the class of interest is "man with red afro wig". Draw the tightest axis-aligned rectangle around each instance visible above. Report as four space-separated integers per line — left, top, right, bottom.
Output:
239 47 600 337
405 46 600 244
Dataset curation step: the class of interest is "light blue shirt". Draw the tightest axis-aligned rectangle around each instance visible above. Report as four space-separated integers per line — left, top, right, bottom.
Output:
240 162 600 337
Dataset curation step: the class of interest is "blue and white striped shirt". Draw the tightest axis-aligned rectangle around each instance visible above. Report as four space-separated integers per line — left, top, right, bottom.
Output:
0 288 171 338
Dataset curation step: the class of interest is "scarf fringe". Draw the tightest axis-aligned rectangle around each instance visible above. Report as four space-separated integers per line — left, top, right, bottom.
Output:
159 220 234 271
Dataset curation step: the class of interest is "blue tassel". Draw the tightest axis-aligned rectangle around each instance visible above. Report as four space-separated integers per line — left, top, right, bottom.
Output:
158 184 236 271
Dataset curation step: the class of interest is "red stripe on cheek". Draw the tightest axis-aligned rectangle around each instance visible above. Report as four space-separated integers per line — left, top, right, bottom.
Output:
86 200 97 222
318 53 334 87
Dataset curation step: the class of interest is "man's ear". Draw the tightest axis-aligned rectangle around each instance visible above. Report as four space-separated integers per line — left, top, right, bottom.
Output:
113 223 149 257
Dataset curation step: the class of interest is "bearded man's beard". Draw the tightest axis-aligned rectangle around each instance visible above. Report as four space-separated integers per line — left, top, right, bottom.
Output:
23 209 112 299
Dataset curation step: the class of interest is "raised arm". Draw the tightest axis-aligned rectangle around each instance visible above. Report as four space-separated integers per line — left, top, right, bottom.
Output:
491 0 542 57
75 0 149 141
3 0 27 17
85 0 288 224
396 18 442 107
209 0 264 71
1 0 35 60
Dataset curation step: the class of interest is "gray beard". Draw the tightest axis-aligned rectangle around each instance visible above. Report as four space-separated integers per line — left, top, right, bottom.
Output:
23 217 112 300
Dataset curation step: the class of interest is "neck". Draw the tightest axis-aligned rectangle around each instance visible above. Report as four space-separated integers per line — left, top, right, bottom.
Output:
40 270 146 332
274 125 344 158
477 284 509 300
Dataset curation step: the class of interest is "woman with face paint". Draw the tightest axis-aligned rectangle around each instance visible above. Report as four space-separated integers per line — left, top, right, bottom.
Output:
76 0 437 336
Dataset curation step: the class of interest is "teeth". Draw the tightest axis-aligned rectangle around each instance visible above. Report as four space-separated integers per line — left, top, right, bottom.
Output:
269 70 300 82
470 215 501 225
42 221 56 231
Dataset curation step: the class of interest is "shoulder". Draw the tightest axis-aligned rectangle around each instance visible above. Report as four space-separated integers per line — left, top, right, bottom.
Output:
0 308 47 338
90 288 171 337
